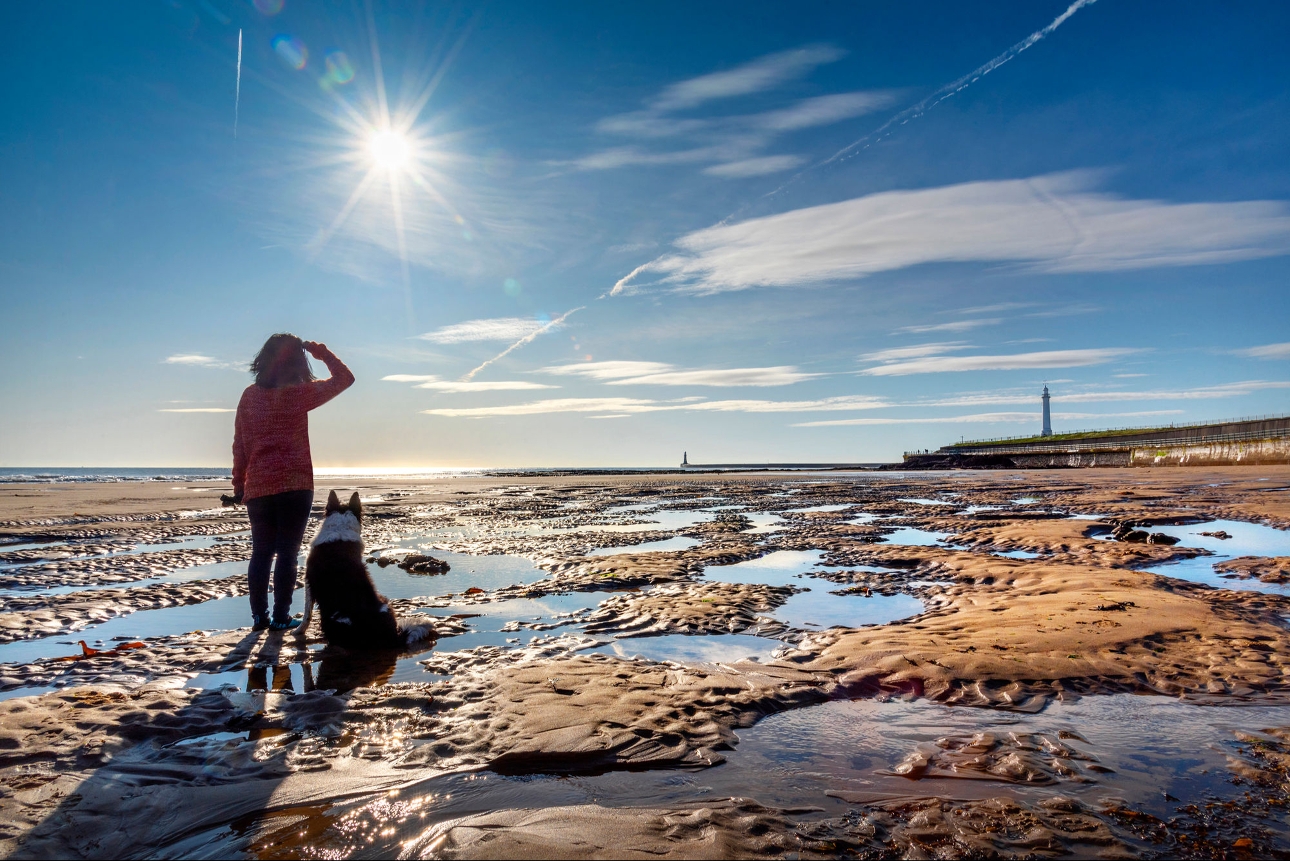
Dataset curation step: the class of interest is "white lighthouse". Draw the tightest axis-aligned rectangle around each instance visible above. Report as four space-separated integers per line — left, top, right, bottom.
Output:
1041 385 1052 437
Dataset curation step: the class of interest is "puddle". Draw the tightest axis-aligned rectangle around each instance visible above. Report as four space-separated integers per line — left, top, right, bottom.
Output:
416 594 601 652
963 505 1001 515
1144 519 1290 595
1012 496 1039 505
0 591 305 667
787 504 852 514
588 536 700 556
182 692 1290 858
0 541 68 554
991 549 1042 560
367 550 548 599
881 527 952 546
591 633 781 664
1068 513 1104 521
899 498 953 507
744 513 784 533
703 551 923 631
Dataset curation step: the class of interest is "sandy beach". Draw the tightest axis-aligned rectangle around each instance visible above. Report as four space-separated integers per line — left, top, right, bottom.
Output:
2 467 1290 858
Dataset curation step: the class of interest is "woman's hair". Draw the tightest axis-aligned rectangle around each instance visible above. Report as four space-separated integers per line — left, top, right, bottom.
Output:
250 333 315 388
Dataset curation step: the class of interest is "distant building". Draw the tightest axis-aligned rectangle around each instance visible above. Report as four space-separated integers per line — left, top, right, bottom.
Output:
681 451 689 467
1041 385 1052 437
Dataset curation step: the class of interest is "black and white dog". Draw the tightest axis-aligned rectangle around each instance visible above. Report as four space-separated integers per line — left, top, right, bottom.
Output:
297 491 435 649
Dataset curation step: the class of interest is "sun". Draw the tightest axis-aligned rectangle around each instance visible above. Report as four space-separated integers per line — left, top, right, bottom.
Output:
368 127 412 172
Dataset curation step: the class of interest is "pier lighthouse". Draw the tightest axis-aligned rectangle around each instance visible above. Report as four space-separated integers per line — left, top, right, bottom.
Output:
1041 385 1052 437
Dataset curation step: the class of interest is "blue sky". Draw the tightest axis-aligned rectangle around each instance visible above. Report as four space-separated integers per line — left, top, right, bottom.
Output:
3 0 1289 467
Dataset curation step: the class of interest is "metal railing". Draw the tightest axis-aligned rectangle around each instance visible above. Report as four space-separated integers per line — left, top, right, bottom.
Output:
904 423 1290 458
944 413 1290 448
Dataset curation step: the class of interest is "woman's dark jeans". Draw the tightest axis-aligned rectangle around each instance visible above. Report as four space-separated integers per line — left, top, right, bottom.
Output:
246 489 314 624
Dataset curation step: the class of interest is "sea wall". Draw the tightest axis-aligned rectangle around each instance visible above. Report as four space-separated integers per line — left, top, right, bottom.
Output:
1128 437 1290 467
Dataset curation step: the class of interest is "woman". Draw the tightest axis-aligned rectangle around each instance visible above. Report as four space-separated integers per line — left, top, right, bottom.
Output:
231 334 355 631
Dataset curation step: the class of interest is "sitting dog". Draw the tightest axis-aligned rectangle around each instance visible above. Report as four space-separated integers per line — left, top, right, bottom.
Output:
297 490 435 649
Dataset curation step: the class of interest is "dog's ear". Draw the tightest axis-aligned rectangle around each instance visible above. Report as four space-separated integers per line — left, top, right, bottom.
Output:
326 490 340 514
349 491 362 519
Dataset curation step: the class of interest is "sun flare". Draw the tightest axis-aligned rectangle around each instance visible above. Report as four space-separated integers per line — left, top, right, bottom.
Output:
368 128 412 172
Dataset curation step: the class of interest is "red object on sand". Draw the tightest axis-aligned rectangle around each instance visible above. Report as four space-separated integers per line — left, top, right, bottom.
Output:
52 640 149 662
232 348 354 501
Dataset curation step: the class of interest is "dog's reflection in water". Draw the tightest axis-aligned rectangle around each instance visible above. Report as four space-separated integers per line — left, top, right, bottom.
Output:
245 648 399 697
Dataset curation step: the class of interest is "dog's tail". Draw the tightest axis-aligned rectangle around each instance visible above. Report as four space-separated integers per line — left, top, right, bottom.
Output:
398 615 439 647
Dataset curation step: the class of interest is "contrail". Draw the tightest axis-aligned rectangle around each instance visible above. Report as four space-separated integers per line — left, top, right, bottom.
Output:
234 29 242 138
461 307 584 381
614 0 1101 291
822 0 1098 167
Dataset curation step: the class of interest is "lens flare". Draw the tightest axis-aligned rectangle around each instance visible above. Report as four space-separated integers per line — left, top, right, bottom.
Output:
253 0 284 15
272 35 307 70
324 51 355 85
368 128 412 171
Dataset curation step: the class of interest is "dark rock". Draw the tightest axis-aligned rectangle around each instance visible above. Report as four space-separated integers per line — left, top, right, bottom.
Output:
1120 530 1150 544
1147 533 1180 546
398 553 451 575
1200 530 1232 540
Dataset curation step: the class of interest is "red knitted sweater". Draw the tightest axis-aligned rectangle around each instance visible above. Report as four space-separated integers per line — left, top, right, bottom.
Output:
232 349 355 501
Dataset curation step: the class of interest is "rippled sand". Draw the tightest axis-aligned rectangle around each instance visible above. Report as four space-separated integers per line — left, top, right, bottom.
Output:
1 467 1290 858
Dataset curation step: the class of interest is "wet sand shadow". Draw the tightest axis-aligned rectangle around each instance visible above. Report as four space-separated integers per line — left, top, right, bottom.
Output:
8 631 425 858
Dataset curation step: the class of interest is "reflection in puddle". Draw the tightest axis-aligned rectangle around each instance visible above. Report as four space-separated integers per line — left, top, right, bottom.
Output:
704 551 923 631
588 536 700 556
899 498 953 506
881 526 952 546
991 549 1042 560
190 692 1290 858
592 633 780 664
1145 520 1290 595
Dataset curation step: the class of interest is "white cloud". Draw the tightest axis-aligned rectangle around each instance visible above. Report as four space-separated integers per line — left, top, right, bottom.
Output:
860 343 970 362
687 395 887 412
425 397 664 418
163 354 243 371
754 92 899 131
703 156 805 178
650 45 844 111
611 173 1290 295
861 348 1138 376
1237 342 1290 360
158 408 236 413
422 394 888 419
539 361 673 380
537 361 818 387
382 374 557 393
418 317 558 344
608 367 820 387
589 414 631 419
795 409 1183 428
895 319 1001 334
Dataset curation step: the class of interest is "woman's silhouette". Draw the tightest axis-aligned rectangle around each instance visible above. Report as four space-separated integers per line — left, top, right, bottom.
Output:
231 334 354 631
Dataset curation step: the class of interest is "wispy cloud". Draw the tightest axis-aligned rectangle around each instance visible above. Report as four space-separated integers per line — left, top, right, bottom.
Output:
423 394 887 419
610 173 1290 295
382 374 557 393
1236 342 1290 360
539 361 671 380
860 343 971 363
158 407 236 413
418 317 558 343
703 156 805 178
537 361 819 386
462 307 585 382
163 354 243 371
861 347 1138 376
650 45 843 112
895 319 1001 335
795 409 1182 428
573 46 898 179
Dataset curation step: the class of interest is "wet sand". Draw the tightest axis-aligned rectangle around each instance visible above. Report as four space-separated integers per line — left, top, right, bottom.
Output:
1 468 1290 857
